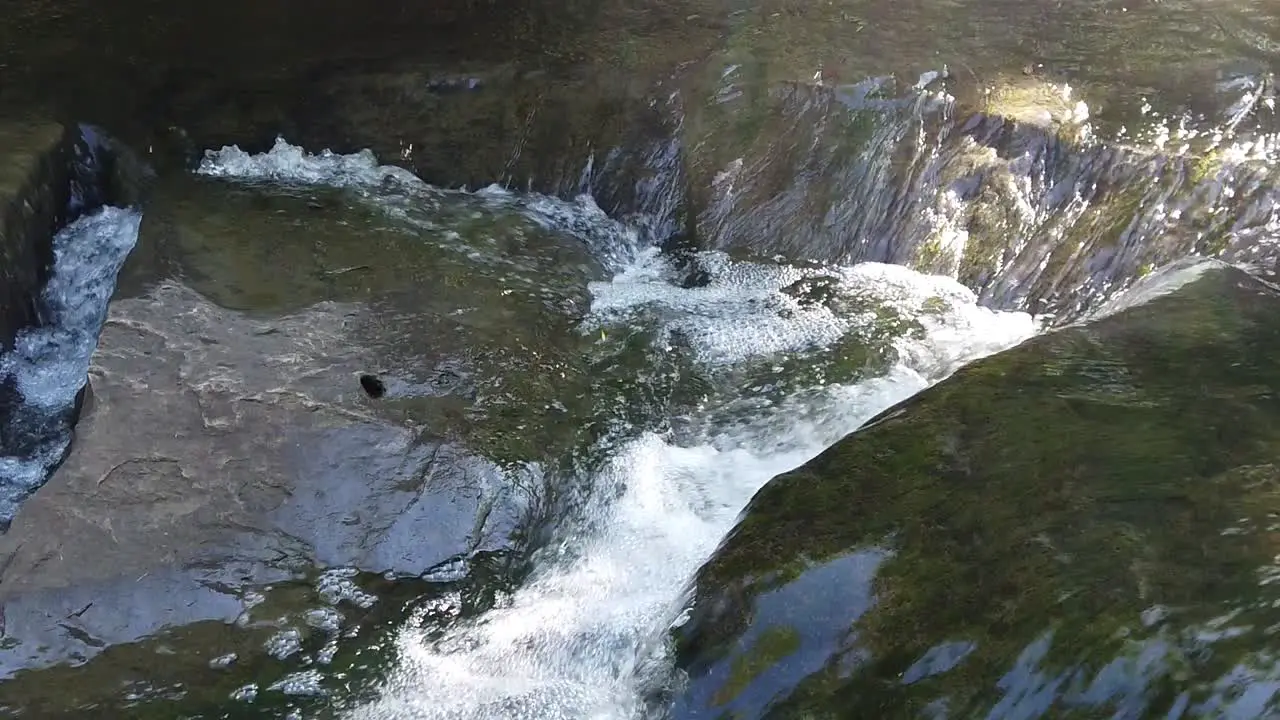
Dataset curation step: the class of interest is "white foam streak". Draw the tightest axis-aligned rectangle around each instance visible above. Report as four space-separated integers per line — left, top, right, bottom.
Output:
197 138 425 188
353 253 1038 720
197 139 644 269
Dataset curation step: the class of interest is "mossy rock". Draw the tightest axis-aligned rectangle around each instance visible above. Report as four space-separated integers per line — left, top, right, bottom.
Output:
0 568 469 718
133 173 627 468
671 261 1280 718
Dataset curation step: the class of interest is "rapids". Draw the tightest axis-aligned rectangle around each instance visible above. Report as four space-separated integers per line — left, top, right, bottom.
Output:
194 140 1039 718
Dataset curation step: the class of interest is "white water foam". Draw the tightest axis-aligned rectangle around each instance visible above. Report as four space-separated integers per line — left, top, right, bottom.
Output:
0 206 143 521
586 247 1038 372
197 138 428 189
349 252 1039 720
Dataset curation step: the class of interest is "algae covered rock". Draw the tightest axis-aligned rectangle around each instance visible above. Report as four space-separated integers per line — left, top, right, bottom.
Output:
671 260 1280 718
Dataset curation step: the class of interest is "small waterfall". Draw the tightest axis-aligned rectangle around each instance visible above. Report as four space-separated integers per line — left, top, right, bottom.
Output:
346 247 1038 720
187 139 1039 720
0 209 143 526
7 31 1280 717
676 69 1280 320
0 125 149 528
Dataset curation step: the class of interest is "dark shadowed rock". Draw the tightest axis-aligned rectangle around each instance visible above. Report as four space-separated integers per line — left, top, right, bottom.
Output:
360 373 387 398
308 63 689 236
671 260 1280 718
0 0 720 225
0 120 69 351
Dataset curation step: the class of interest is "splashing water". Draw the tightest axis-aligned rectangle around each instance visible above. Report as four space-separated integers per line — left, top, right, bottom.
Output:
194 138 1040 719
348 253 1039 720
0 207 142 523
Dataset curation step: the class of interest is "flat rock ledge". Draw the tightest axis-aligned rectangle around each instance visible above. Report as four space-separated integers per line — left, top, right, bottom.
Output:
0 281 531 678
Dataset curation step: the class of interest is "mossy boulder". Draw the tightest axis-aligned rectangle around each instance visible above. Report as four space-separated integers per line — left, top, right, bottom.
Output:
671 260 1280 718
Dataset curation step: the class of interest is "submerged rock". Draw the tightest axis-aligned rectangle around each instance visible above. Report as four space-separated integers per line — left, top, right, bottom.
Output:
671 260 1280 718
0 568 438 717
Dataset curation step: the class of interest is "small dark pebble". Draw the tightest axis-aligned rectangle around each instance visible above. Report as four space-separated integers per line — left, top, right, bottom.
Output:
360 374 387 399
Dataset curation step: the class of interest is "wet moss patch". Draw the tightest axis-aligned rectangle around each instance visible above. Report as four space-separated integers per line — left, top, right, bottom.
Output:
673 263 1280 718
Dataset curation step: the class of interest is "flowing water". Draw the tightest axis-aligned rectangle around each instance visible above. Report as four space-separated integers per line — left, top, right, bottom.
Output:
0 208 142 525
6 3 1280 713
180 140 1039 718
182 70 1280 712
348 328 1034 720
10 80 1280 715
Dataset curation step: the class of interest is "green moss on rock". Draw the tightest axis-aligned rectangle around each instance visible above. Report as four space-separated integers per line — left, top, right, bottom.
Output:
673 262 1280 718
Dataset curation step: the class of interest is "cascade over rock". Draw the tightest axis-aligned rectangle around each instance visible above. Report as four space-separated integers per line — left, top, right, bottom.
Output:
0 149 646 714
0 120 152 510
0 120 149 352
3 1 1280 717
671 260 1280 718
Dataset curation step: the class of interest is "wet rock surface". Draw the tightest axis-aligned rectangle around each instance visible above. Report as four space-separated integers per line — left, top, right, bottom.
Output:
2 1 1280 717
671 261 1280 718
0 169 624 713
0 280 526 665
